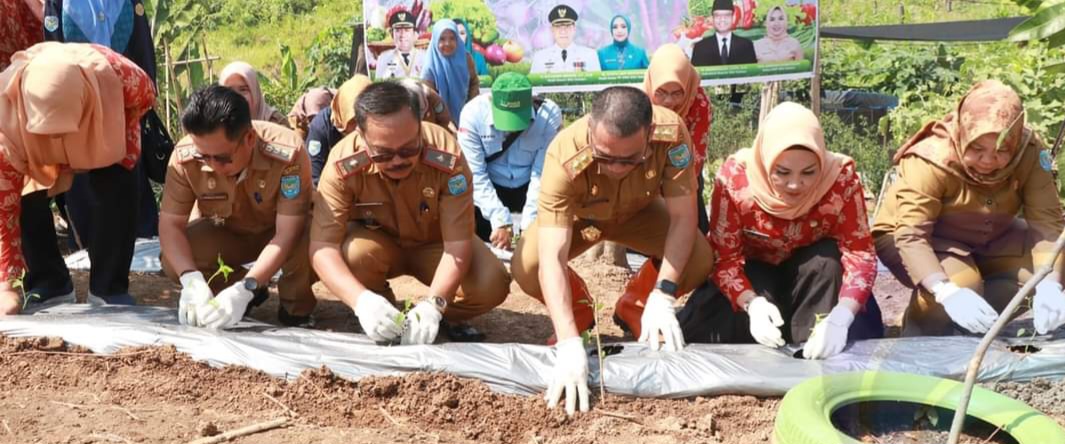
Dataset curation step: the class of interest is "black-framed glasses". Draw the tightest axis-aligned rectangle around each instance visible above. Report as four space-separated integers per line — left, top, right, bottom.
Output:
193 131 245 165
589 133 649 166
365 129 424 163
653 88 686 102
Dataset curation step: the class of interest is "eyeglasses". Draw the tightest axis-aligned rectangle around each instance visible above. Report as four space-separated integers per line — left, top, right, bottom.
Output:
653 88 686 102
193 131 246 165
365 130 424 163
589 133 649 166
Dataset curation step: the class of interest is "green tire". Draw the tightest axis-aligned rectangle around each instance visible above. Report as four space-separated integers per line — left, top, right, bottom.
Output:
773 371 1065 444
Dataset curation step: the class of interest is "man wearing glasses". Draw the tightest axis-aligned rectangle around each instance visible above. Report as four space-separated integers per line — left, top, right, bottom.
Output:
529 4 601 74
309 81 509 345
511 86 713 415
159 85 317 329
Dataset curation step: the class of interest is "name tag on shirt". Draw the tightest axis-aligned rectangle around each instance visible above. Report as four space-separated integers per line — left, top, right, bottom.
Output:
742 229 771 240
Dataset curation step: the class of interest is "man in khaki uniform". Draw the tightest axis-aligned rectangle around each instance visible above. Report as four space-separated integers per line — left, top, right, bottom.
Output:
873 80 1065 337
511 87 713 415
160 85 316 329
309 81 508 346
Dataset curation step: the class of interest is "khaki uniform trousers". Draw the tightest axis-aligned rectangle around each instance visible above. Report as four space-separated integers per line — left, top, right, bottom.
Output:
340 225 509 322
162 219 317 317
512 199 714 305
876 233 1034 336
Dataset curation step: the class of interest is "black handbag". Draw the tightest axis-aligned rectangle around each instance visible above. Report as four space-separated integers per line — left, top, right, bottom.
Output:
140 108 174 184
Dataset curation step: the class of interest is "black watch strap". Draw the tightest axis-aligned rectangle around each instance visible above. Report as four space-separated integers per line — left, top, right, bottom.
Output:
655 279 678 296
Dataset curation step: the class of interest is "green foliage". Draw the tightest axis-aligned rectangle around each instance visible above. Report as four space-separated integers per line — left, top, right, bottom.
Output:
207 254 234 288
688 0 716 18
1010 0 1065 72
307 25 353 88
217 0 316 27
429 0 498 45
261 44 320 115
393 299 415 328
9 270 39 311
820 113 890 197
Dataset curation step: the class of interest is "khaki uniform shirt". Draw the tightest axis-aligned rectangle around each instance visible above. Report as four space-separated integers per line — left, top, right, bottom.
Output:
873 139 1064 283
311 122 474 247
161 121 312 235
537 106 696 229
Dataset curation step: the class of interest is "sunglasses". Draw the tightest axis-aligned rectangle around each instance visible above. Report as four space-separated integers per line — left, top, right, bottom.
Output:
366 130 424 163
589 133 650 166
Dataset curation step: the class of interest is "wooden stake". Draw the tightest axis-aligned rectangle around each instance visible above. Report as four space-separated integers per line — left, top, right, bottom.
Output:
184 417 288 444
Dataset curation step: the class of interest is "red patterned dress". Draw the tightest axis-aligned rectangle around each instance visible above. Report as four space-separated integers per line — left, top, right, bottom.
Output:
0 0 42 71
684 88 712 174
0 44 155 281
709 156 877 310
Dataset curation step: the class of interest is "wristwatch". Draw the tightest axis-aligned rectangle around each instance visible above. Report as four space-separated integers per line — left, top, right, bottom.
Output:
426 295 448 312
242 277 261 292
655 279 678 297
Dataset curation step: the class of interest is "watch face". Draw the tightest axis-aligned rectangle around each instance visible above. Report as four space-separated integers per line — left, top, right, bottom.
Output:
243 277 258 291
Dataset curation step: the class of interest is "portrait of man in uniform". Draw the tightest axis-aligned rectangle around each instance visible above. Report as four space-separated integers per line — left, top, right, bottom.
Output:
529 4 601 74
375 9 426 79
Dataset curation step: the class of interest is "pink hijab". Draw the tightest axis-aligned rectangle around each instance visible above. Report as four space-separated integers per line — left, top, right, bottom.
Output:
0 42 126 189
219 61 277 121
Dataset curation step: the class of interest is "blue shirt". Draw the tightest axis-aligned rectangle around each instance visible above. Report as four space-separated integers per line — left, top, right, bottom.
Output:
458 95 561 231
597 43 650 71
306 108 345 185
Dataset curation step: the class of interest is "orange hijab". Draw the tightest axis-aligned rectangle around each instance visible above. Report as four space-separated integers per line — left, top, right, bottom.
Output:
0 42 125 189
643 44 700 118
893 80 1028 187
735 102 851 220
330 74 373 131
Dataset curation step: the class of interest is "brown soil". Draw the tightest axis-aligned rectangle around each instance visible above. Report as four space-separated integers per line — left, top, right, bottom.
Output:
9 256 1056 443
858 430 1012 444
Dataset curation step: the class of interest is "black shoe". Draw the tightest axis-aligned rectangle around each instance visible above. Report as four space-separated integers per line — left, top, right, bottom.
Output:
278 305 315 328
440 320 486 342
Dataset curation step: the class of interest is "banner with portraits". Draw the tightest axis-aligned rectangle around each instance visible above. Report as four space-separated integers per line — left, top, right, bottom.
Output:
364 0 819 92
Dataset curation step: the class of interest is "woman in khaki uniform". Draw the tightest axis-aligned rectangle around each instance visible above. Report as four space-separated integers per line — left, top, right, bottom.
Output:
873 80 1065 336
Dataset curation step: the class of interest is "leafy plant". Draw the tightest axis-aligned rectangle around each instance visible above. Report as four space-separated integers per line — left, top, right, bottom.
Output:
1009 0 1065 72
579 297 607 400
307 25 354 88
392 299 415 329
207 254 234 288
9 270 39 311
429 0 498 45
261 44 320 115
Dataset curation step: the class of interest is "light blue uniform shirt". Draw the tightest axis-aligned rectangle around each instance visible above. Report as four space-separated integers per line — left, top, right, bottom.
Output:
457 94 562 231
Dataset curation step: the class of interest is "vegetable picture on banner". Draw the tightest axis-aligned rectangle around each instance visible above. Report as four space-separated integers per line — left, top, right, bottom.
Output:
364 0 818 92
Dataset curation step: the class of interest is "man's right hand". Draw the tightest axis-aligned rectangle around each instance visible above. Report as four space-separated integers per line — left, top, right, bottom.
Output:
178 271 213 326
545 337 590 416
932 281 997 334
353 289 403 342
490 225 514 250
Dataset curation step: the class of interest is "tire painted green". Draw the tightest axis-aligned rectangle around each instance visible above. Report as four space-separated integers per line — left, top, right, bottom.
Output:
773 371 1065 444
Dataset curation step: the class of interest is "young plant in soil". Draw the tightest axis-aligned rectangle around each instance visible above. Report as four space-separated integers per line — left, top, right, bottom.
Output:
9 270 39 310
207 254 234 287
392 299 416 329
579 296 608 401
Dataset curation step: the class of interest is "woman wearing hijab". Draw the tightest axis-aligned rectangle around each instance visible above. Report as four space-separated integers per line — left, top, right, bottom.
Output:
219 61 289 127
305 75 372 185
454 18 489 76
675 102 883 359
398 78 456 131
422 19 478 127
874 80 1065 337
753 6 803 63
288 87 335 141
0 42 155 314
612 44 714 337
597 14 649 70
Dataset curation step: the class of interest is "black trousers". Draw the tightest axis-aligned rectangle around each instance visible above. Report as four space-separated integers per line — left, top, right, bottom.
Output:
696 173 709 235
677 239 884 344
21 163 139 296
474 182 528 242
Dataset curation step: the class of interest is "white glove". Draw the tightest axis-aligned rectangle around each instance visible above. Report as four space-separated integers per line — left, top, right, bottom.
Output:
1033 279 1065 335
638 290 685 352
747 296 786 348
932 281 998 334
401 300 444 345
803 304 855 359
196 282 254 330
544 337 590 416
353 290 403 343
178 272 213 326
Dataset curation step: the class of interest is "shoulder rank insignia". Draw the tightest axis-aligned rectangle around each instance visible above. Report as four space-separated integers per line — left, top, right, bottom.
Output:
262 143 296 162
423 147 458 173
176 145 197 163
335 151 371 178
651 124 679 144
563 147 594 179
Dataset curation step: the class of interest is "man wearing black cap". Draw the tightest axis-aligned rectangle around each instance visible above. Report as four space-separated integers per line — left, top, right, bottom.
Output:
529 4 601 74
375 9 425 79
691 0 756 66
